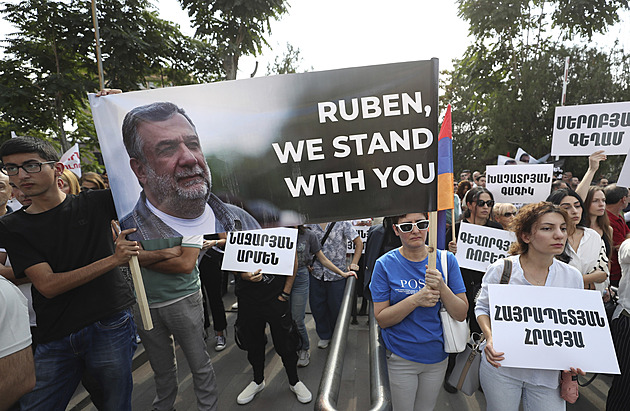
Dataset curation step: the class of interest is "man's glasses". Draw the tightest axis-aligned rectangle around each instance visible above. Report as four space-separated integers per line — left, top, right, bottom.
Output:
503 212 517 217
476 199 495 208
1 161 56 176
395 220 430 233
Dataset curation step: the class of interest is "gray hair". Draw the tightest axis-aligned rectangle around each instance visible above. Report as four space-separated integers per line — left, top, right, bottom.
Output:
121 102 197 161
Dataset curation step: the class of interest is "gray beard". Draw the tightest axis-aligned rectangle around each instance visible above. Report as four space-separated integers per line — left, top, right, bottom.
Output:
145 163 212 218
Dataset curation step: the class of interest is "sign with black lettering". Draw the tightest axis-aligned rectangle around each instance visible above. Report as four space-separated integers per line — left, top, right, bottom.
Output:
222 227 298 275
489 284 620 373
347 225 369 254
551 101 630 156
486 164 553 204
89 60 439 238
616 150 630 189
456 223 515 272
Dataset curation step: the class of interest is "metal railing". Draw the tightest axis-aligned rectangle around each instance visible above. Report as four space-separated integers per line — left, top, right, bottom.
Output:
315 276 391 410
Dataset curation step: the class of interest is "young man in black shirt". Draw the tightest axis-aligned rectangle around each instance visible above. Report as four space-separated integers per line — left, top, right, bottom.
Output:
0 137 140 410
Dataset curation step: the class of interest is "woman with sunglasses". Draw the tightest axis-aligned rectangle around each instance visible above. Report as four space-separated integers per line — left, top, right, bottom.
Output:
445 187 502 334
475 202 585 410
547 189 609 294
492 203 518 229
370 213 467 411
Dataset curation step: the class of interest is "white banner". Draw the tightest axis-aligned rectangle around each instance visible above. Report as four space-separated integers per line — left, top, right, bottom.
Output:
489 284 620 374
455 223 515 272
221 227 298 275
486 164 553 204
551 101 630 156
60 143 81 177
617 148 630 188
347 225 369 254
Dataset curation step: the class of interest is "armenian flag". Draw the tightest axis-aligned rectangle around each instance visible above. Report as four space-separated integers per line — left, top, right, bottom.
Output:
436 104 454 249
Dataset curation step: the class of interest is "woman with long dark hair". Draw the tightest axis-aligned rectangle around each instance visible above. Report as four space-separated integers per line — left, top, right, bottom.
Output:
547 189 609 293
583 186 613 258
476 202 585 410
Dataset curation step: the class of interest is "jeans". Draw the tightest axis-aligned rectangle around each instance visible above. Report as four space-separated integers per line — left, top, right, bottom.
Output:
480 358 565 411
607 315 630 410
19 308 137 411
199 252 228 331
134 291 218 411
386 353 447 411
291 267 310 350
309 275 346 340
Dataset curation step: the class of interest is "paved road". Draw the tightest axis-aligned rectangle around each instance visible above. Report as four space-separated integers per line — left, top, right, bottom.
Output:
68 293 612 410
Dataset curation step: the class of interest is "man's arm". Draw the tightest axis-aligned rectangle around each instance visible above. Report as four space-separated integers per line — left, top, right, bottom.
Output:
350 236 363 269
137 246 183 267
144 246 200 274
24 227 140 298
0 346 35 410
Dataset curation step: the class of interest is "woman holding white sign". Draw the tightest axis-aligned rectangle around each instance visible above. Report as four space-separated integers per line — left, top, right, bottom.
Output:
370 213 468 411
547 189 609 294
476 202 585 410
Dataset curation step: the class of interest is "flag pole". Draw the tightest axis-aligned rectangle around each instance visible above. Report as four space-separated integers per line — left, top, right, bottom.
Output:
91 0 105 90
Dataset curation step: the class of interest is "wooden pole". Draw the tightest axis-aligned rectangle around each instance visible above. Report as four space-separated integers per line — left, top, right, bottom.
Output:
452 210 457 244
428 212 438 270
91 0 105 90
112 222 153 330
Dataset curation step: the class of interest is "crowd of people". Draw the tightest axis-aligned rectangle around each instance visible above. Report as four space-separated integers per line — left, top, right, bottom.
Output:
0 128 629 411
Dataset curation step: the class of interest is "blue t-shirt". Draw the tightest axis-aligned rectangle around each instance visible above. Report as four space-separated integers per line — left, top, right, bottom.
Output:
369 249 466 364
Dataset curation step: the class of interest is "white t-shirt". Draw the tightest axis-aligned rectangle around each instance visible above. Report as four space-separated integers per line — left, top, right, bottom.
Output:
615 239 630 319
475 255 583 388
0 249 36 327
566 227 609 295
146 199 216 236
0 276 31 358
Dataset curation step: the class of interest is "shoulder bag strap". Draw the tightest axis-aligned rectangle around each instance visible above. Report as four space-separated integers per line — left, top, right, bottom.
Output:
311 222 337 266
500 258 513 284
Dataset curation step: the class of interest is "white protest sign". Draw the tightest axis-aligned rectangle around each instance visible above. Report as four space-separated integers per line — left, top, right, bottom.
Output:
617 149 630 188
455 223 515 272
515 148 537 163
489 284 620 374
222 227 297 275
347 225 369 254
60 143 81 177
486 164 553 204
551 101 630 156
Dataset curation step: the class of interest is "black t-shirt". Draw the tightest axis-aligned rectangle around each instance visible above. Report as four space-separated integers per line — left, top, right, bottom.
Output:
0 190 135 343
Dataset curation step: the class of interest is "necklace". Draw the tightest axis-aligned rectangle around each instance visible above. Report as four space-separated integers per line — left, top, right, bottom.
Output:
521 256 549 286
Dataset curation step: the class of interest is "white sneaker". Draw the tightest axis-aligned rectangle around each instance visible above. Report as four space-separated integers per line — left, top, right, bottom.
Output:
317 339 330 349
297 350 310 367
237 381 265 405
215 334 226 351
231 301 239 310
290 381 312 403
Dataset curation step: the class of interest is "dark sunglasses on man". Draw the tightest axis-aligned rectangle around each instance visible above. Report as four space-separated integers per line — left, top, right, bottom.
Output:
395 220 430 233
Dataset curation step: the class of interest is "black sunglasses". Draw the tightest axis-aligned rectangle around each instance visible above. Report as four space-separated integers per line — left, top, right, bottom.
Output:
476 199 495 207
503 212 517 217
395 220 430 233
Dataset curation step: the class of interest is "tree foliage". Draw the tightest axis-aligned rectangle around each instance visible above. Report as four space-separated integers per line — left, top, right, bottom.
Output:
179 0 289 79
266 43 311 75
0 0 221 159
446 0 630 178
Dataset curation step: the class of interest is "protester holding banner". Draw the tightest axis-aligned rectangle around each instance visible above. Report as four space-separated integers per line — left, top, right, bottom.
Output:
234 262 312 405
475 202 585 411
446 187 502 334
370 213 467 411
584 186 613 258
293 225 356 367
492 203 518 230
574 150 607 201
547 189 609 293
0 137 139 410
607 238 630 410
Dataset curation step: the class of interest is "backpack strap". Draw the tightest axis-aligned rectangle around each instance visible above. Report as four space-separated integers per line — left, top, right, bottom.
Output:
500 258 513 284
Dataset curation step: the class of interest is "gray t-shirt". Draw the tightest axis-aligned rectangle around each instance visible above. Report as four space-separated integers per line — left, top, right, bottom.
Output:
297 229 321 269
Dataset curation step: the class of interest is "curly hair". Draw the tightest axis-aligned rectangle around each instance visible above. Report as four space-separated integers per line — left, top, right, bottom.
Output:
508 202 574 256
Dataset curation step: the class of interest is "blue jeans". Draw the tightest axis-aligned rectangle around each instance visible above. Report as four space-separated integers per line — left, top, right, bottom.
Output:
291 267 310 350
20 308 137 411
309 275 346 340
480 358 565 411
